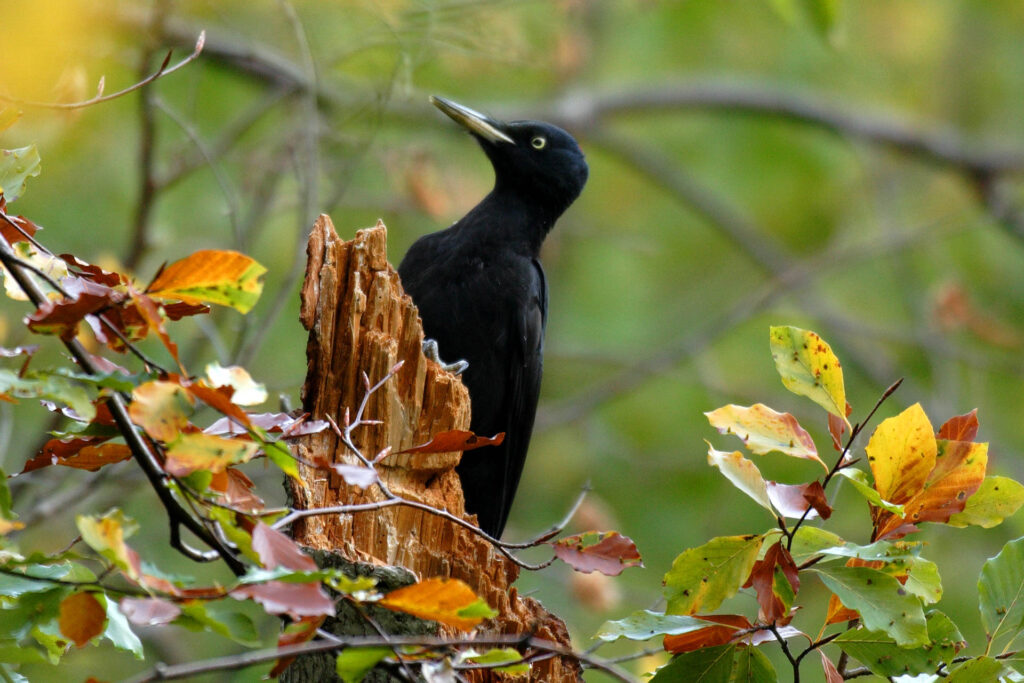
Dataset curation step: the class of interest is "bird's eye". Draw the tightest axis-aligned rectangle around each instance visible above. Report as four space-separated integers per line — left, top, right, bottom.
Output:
530 136 547 150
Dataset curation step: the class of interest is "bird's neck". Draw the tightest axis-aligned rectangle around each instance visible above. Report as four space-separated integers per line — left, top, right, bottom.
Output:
463 186 559 256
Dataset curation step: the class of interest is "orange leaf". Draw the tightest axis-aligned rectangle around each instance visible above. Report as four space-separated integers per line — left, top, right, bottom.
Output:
270 616 324 677
147 249 266 314
663 614 751 654
378 578 495 631
398 430 504 454
875 440 988 540
59 592 106 647
937 409 979 442
866 403 936 505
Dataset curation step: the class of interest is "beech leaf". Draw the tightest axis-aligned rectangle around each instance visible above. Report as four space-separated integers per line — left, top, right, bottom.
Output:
551 531 642 576
59 592 106 648
119 597 181 626
834 610 964 677
663 534 764 615
769 326 850 429
0 144 41 202
595 610 709 642
230 581 335 620
865 403 936 505
252 523 317 572
978 536 1024 648
948 476 1024 529
813 565 927 646
397 430 505 454
378 578 495 631
164 432 259 477
937 409 980 442
147 249 266 313
705 403 824 469
706 444 773 513
129 381 193 442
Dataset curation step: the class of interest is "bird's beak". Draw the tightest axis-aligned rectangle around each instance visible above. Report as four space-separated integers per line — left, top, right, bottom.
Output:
430 95 514 145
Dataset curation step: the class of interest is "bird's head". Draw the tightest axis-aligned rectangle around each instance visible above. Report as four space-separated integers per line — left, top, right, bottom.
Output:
430 96 588 217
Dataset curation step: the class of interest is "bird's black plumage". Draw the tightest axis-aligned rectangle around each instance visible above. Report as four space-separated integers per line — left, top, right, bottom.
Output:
398 97 588 538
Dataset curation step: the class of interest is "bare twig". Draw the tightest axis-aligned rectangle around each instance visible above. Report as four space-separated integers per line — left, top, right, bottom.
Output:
0 33 205 110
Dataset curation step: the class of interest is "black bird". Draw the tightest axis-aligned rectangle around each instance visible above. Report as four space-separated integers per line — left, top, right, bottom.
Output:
398 96 588 538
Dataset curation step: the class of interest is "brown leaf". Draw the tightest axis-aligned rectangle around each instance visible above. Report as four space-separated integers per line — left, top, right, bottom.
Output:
59 592 106 647
161 301 211 320
129 289 181 369
820 651 844 683
59 254 124 287
119 597 181 626
26 278 124 340
251 522 317 571
0 212 39 244
231 581 335 619
551 531 643 576
210 468 265 512
937 409 979 442
269 616 325 678
745 541 799 623
663 614 751 654
766 481 831 520
397 429 505 455
802 481 832 520
22 440 131 473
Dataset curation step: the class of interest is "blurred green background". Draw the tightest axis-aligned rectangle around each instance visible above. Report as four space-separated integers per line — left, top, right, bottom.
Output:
3 0 1024 680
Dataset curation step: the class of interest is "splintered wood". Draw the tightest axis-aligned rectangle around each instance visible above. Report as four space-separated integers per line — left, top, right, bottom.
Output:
289 215 579 681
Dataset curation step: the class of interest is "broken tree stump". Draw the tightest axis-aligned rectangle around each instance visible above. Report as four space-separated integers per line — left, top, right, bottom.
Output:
286 215 580 681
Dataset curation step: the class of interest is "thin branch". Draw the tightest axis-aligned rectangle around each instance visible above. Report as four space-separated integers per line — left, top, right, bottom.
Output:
0 33 205 110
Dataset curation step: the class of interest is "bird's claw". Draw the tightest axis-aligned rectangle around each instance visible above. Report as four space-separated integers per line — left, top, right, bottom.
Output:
422 339 469 375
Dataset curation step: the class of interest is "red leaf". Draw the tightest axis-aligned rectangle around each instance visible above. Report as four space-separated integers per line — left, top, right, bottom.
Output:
801 481 832 520
59 254 125 287
162 301 211 320
745 541 799 623
398 430 505 454
22 439 130 473
230 581 335 619
0 212 40 244
937 409 979 442
551 531 643 576
119 597 181 626
251 522 317 571
663 614 751 654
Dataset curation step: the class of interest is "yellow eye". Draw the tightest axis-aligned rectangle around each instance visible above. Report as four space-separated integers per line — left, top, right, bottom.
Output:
531 136 547 150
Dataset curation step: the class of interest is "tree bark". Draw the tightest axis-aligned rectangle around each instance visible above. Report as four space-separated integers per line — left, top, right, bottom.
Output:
285 215 580 681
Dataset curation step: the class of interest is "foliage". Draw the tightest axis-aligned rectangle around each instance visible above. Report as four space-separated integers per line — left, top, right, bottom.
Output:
0 143 643 680
597 325 1024 680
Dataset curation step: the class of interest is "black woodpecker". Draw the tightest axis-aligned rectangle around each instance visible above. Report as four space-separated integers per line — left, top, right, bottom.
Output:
398 96 588 538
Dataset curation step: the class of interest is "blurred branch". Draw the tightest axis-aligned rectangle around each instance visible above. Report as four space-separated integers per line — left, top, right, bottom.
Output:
541 82 1024 176
125 47 161 272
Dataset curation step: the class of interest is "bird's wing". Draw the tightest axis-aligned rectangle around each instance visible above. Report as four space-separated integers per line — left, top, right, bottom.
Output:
493 257 548 535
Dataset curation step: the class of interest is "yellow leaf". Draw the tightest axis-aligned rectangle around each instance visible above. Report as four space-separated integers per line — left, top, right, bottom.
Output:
705 403 825 470
769 326 850 429
147 250 266 314
129 381 194 442
164 432 260 477
378 578 495 631
706 443 774 513
866 403 936 505
76 510 140 579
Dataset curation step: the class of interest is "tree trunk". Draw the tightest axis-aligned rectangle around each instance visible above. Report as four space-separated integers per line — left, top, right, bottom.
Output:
285 215 580 681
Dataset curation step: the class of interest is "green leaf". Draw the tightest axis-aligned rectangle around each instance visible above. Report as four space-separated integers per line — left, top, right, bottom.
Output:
0 466 11 521
730 645 777 682
262 438 300 479
813 565 928 646
0 145 41 202
834 610 964 677
948 476 1024 528
946 656 1005 682
651 644 736 682
0 370 96 422
0 563 88 597
814 539 922 563
836 468 905 515
0 588 67 640
769 326 850 428
464 648 530 675
175 601 261 647
335 647 390 683
904 558 943 605
0 643 46 664
594 610 709 642
663 535 764 615
788 526 844 563
978 536 1024 649
102 596 143 658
